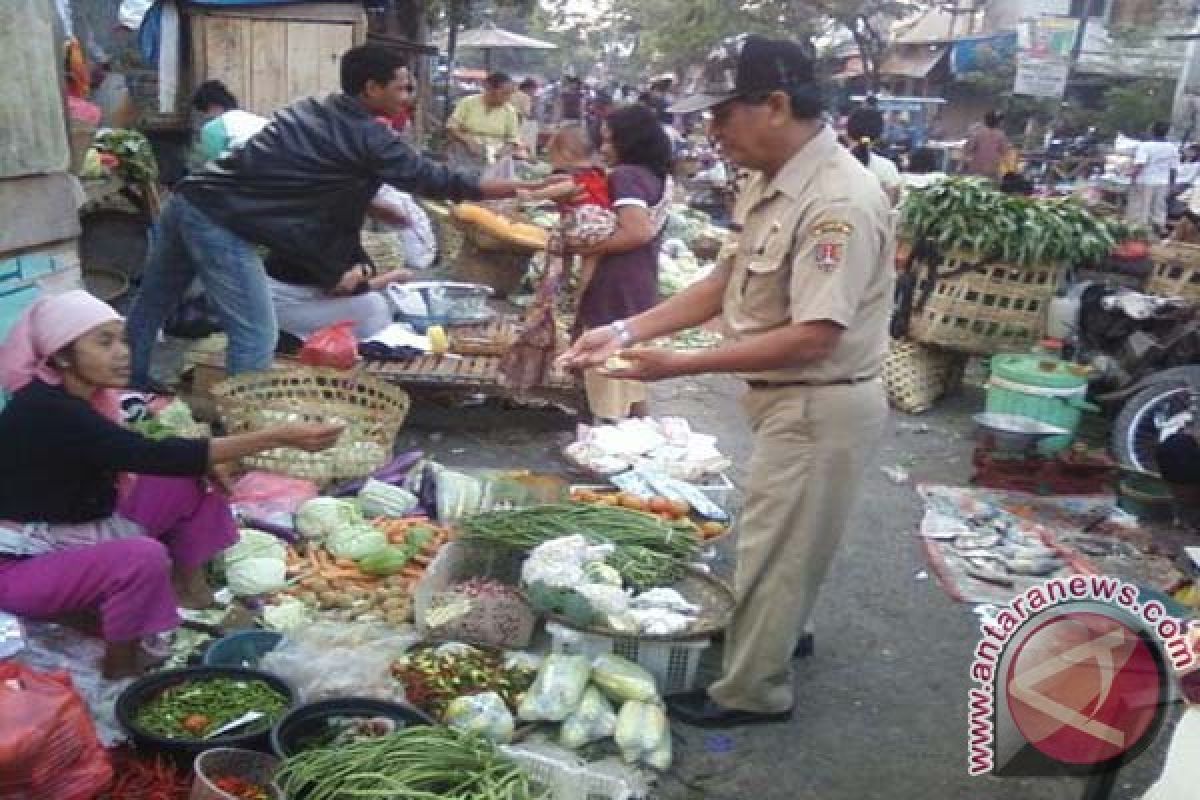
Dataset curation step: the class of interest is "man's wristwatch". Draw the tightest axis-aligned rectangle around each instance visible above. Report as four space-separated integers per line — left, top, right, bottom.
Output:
611 319 633 346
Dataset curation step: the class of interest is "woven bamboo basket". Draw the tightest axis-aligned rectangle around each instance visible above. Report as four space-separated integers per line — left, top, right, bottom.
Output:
210 367 411 486
360 230 406 271
1146 242 1200 303
907 252 1063 355
543 567 735 642
882 338 967 414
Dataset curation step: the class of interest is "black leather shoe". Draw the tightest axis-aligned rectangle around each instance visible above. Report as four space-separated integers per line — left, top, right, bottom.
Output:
666 689 793 728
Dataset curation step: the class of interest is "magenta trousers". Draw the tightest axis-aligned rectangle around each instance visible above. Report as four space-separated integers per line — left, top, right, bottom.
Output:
0 475 237 642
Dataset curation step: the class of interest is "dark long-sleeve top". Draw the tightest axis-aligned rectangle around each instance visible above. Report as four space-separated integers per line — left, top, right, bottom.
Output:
0 381 209 524
178 92 483 289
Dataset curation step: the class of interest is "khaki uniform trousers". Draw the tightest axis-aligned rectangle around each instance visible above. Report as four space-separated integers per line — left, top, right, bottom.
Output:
708 380 888 713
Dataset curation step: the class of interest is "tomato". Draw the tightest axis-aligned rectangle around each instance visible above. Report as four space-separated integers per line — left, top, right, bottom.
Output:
647 497 671 514
666 500 690 517
700 522 727 539
181 714 210 735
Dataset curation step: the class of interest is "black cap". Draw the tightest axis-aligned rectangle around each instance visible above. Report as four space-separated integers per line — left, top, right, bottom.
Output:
668 34 816 114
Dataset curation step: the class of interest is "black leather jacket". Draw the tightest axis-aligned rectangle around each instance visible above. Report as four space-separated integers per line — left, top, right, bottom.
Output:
178 93 481 288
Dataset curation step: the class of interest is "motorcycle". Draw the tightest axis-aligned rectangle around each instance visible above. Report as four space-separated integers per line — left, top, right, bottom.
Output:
1072 283 1200 473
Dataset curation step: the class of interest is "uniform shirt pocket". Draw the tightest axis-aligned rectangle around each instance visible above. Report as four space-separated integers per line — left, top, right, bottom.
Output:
737 235 793 326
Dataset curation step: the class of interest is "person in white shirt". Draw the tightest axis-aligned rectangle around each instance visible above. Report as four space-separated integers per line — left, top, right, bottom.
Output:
847 112 902 204
1127 121 1180 233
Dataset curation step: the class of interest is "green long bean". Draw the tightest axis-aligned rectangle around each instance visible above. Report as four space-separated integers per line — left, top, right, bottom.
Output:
461 503 699 588
275 727 538 800
133 677 288 739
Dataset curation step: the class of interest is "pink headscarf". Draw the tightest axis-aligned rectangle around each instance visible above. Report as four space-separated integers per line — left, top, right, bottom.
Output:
0 289 122 393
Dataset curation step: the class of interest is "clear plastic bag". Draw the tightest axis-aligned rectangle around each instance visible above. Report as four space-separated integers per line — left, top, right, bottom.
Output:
444 691 515 743
559 686 616 749
258 622 419 703
590 654 658 703
614 700 670 769
517 654 591 722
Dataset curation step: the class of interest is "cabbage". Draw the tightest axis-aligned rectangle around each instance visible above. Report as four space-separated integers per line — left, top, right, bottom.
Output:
226 557 288 596
225 529 286 564
263 597 314 633
296 497 363 540
156 399 197 431
326 523 388 560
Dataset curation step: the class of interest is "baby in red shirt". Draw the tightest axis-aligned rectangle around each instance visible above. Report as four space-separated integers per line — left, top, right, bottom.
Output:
519 127 617 295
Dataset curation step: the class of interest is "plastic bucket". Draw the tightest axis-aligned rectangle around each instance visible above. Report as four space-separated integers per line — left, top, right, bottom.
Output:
191 747 282 800
203 630 284 669
985 354 1092 454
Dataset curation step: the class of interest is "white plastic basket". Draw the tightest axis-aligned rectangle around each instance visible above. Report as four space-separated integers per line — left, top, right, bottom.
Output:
501 742 646 800
547 623 709 696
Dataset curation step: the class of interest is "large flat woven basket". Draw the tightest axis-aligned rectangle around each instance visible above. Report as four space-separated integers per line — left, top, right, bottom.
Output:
882 338 967 414
543 566 735 643
1147 242 1200 303
908 252 1063 355
210 367 411 486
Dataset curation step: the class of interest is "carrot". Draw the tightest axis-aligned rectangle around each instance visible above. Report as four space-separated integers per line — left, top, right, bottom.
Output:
320 568 366 580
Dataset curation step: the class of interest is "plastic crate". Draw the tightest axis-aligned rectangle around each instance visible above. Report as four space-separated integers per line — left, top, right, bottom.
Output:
501 742 646 800
547 622 709 696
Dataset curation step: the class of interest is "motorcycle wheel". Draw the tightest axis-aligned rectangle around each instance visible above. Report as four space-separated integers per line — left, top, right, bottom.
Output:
1112 380 1197 473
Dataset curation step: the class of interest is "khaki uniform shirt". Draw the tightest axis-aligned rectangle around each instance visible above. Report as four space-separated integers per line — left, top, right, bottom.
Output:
721 125 895 384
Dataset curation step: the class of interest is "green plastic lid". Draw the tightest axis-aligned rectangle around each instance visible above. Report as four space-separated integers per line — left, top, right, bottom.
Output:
990 354 1088 390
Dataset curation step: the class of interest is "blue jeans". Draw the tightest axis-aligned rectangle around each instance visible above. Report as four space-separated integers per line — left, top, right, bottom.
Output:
127 193 277 384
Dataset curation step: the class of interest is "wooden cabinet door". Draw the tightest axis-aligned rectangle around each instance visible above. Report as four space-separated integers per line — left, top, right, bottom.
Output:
198 16 355 117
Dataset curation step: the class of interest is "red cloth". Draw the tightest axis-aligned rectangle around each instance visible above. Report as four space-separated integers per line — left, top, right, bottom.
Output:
559 167 611 209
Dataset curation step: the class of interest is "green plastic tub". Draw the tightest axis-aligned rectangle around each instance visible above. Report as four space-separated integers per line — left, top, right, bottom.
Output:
985 354 1096 455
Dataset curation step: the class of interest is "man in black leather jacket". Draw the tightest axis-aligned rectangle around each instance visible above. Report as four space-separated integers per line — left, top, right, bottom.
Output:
127 44 540 384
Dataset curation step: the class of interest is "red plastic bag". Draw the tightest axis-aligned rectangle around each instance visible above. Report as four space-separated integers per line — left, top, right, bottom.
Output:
299 321 359 370
231 471 319 518
0 664 112 800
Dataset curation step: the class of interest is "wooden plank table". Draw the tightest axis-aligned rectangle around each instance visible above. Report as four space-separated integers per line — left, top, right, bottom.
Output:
184 316 585 417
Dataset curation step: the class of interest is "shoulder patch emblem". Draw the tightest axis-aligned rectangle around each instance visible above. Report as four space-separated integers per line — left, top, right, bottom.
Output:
810 220 853 273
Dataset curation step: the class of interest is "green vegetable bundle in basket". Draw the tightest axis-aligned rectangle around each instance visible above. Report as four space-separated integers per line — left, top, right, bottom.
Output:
897 178 1129 355
211 367 410 486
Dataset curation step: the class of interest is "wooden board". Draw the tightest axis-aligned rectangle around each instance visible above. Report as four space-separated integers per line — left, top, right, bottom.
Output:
0 0 69 179
190 3 366 117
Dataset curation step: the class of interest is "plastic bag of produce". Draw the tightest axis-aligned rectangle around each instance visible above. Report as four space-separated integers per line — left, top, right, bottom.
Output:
590 654 658 703
614 700 670 768
0 663 113 800
299 320 358 369
259 622 419 703
444 691 515 743
559 686 617 749
517 654 591 721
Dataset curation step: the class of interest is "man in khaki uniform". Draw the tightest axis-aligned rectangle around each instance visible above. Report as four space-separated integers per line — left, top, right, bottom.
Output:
559 35 894 727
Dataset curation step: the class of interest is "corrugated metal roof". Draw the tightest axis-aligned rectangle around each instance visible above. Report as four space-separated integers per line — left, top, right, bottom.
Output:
880 46 948 78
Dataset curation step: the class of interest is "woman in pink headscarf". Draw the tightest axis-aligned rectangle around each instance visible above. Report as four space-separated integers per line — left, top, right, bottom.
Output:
0 290 343 678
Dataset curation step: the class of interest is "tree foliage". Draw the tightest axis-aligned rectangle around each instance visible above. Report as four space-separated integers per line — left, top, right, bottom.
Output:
798 0 919 89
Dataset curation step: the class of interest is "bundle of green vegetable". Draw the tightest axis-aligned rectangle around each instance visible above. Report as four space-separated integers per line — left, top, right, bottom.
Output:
900 177 1129 268
133 677 288 739
275 727 536 800
460 503 700 589
93 128 159 184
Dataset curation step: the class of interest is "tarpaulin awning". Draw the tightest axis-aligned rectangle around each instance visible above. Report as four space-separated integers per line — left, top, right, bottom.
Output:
879 46 947 79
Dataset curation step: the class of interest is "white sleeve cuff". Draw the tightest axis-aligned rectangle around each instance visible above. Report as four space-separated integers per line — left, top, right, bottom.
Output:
613 198 649 209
